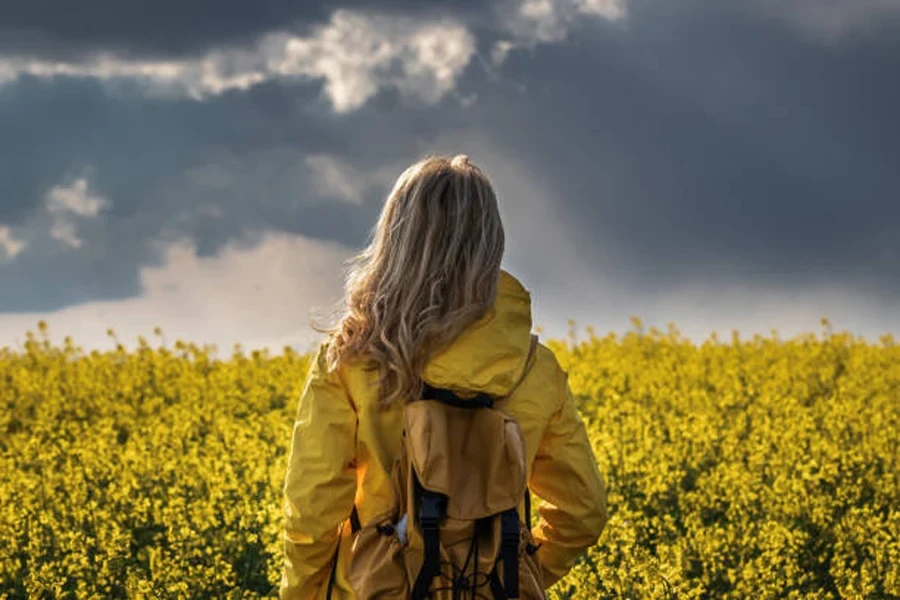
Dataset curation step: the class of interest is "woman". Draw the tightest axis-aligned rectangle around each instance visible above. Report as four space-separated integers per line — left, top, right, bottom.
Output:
280 153 607 599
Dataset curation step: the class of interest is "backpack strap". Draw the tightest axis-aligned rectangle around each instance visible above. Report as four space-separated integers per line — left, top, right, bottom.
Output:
411 489 446 599
486 509 522 599
421 383 494 409
500 508 521 597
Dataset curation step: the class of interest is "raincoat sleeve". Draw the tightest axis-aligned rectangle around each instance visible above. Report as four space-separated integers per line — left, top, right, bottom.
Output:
528 367 608 588
280 344 358 600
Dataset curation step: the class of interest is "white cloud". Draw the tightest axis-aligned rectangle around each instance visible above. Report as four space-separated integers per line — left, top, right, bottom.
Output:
0 230 355 355
304 153 400 205
517 0 624 42
304 155 368 205
491 0 627 66
46 177 107 217
49 220 83 249
575 0 628 19
0 226 26 260
172 147 403 222
490 40 517 67
264 11 476 111
0 9 476 113
44 177 109 249
0 175 110 255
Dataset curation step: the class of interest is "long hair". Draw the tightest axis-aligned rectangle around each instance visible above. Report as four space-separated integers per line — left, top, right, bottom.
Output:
323 153 505 408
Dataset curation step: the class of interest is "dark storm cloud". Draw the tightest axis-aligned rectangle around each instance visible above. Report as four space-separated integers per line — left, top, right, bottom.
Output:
0 73 473 312
1 0 899 316
0 0 487 58
460 0 900 297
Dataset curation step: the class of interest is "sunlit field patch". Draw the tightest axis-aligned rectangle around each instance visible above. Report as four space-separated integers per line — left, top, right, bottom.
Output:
2 319 898 598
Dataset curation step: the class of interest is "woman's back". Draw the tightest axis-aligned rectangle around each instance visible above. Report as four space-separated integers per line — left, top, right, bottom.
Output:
281 269 607 598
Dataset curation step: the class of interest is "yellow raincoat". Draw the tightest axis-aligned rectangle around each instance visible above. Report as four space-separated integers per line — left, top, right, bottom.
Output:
280 270 608 599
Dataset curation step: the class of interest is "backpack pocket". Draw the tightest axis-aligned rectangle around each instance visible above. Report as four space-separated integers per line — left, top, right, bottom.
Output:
405 401 527 519
348 514 410 599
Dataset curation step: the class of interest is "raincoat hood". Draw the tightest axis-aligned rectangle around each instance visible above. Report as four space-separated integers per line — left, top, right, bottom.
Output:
420 269 534 397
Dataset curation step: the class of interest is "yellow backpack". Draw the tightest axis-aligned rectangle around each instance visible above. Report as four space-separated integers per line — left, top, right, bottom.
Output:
343 334 546 599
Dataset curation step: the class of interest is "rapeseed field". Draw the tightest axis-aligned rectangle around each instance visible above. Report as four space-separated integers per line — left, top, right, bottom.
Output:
2 319 897 598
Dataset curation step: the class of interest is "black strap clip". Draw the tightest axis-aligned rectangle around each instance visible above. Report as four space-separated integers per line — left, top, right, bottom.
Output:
419 492 444 529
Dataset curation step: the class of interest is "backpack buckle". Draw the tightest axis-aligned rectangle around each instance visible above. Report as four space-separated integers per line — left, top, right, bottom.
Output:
419 492 444 529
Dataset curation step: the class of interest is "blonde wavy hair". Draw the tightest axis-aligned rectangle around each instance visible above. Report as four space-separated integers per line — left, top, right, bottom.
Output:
323 153 505 408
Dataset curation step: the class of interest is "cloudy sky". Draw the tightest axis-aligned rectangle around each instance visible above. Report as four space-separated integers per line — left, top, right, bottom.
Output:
1 0 898 354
